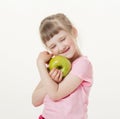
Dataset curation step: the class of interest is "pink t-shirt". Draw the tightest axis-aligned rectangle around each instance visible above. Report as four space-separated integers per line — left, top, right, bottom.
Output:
42 56 93 119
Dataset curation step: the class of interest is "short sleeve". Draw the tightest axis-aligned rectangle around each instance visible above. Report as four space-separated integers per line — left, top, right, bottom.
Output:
70 57 93 86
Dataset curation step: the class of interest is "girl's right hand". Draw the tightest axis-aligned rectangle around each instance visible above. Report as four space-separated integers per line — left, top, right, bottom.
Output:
49 68 63 83
37 51 53 64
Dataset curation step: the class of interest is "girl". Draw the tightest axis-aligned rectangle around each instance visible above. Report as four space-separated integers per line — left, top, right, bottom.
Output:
32 13 93 119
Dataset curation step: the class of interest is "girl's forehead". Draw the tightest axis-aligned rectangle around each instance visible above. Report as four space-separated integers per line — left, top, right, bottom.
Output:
46 30 67 44
52 30 67 39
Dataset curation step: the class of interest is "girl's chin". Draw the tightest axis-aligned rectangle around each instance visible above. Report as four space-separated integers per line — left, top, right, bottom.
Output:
65 54 74 60
60 50 75 59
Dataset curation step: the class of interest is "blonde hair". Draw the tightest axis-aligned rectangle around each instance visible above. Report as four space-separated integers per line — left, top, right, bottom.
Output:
39 13 73 44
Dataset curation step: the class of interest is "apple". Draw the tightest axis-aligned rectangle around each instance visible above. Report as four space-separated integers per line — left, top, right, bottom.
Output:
48 55 71 77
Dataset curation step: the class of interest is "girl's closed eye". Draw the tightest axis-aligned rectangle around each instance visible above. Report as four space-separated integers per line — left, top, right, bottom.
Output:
59 37 66 42
50 45 56 49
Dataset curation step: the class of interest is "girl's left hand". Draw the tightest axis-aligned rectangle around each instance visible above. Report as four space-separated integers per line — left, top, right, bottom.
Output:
49 68 63 83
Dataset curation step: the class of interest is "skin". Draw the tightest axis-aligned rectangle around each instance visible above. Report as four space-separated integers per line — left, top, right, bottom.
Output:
32 28 83 107
49 68 63 83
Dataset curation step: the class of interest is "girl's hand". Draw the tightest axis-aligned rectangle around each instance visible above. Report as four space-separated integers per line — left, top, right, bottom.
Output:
37 51 53 65
49 68 63 83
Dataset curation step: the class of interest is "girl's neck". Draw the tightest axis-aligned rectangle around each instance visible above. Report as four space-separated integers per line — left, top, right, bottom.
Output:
70 49 82 63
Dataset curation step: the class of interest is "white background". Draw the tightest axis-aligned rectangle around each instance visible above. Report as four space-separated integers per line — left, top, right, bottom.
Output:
0 0 120 119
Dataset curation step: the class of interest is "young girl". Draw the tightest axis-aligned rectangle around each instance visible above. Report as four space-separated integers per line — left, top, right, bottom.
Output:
32 13 93 119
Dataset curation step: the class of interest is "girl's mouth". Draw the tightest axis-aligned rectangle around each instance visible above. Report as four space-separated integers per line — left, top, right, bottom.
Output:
61 47 70 54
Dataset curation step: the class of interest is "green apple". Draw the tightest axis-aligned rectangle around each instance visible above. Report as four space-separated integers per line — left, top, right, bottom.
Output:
48 55 71 77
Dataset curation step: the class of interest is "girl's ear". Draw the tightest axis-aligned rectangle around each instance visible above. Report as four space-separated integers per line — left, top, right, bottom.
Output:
71 27 78 39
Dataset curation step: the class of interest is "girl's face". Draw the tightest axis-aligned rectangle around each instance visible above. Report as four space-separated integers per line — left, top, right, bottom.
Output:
45 30 80 61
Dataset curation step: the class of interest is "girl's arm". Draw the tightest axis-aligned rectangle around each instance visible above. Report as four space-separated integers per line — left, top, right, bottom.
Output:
32 51 53 107
32 79 47 107
37 51 83 101
38 60 82 101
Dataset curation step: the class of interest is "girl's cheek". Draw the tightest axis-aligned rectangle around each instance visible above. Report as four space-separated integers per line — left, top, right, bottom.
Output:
65 39 72 45
51 50 58 55
53 48 59 54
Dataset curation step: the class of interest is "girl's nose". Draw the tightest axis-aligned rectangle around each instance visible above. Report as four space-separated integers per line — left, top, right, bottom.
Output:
58 44 66 53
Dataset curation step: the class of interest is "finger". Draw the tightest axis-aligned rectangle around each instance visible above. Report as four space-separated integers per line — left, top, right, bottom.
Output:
49 68 55 75
58 70 63 82
53 70 61 83
49 68 58 78
52 69 59 78
50 53 54 57
46 52 53 57
54 70 62 83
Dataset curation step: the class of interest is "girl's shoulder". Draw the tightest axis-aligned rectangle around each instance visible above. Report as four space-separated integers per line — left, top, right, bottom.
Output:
72 55 93 72
72 55 90 65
